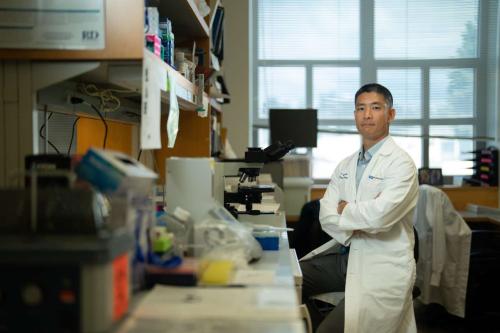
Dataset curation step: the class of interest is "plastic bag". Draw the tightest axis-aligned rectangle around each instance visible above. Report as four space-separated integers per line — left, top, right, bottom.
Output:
194 206 263 267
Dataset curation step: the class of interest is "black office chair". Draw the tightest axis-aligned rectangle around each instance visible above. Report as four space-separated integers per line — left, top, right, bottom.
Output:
291 199 331 259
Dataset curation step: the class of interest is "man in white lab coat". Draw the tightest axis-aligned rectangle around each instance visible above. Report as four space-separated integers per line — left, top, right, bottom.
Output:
300 83 419 333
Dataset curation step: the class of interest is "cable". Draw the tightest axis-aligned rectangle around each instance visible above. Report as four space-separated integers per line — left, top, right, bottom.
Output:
86 102 108 149
67 116 81 155
39 112 61 154
137 149 142 160
79 83 137 113
39 111 52 138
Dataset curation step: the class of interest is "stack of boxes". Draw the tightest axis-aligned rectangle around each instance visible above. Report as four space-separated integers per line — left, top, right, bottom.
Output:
159 19 175 66
145 7 175 67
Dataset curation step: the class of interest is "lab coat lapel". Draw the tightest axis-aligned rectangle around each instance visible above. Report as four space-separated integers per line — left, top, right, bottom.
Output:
356 136 396 201
348 153 358 201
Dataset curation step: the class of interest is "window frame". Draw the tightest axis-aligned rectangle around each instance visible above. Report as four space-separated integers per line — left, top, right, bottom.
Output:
252 0 487 179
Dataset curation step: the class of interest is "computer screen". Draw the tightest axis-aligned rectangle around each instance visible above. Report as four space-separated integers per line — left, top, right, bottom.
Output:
269 109 318 148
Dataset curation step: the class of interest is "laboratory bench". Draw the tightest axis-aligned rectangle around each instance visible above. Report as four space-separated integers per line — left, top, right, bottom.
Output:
115 213 306 333
460 204 500 225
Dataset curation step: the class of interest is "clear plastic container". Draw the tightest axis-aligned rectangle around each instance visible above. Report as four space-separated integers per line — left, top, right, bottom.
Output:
157 207 193 255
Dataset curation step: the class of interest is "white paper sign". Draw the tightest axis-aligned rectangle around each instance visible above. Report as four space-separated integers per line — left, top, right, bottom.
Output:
0 0 105 49
140 51 163 150
166 71 180 148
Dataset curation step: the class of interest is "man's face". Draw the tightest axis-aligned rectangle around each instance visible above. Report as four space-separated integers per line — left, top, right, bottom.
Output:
354 92 395 143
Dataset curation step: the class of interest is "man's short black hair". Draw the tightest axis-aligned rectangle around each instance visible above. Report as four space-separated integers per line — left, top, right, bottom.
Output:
355 83 393 109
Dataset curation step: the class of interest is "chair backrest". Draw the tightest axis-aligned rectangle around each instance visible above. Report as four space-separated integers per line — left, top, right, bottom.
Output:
291 199 332 259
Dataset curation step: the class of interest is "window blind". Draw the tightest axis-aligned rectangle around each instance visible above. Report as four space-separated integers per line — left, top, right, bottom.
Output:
254 0 485 177
313 67 360 119
377 68 422 119
430 68 474 119
375 0 479 59
258 0 359 60
258 66 306 118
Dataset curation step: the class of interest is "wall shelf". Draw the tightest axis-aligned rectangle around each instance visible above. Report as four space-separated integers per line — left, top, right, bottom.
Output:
154 0 210 42
106 49 209 113
0 0 144 61
0 0 220 186
36 49 209 124
0 0 209 60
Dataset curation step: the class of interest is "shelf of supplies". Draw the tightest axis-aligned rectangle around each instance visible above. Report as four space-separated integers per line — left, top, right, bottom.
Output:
154 0 209 42
105 49 208 112
36 49 208 126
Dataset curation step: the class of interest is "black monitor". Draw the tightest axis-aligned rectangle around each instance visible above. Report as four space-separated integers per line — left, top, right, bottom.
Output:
269 108 318 148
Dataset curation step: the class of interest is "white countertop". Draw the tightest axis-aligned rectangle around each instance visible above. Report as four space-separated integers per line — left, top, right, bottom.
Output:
116 212 305 333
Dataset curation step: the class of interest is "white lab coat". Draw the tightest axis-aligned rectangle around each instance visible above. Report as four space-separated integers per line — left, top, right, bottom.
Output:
413 185 471 318
312 136 419 333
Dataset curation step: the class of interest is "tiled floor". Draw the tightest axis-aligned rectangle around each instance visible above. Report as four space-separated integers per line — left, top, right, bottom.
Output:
415 301 500 333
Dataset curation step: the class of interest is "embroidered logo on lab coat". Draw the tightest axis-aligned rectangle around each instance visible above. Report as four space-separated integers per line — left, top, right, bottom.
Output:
340 172 349 179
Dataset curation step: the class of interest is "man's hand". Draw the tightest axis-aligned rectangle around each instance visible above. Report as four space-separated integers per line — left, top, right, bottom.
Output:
337 200 348 214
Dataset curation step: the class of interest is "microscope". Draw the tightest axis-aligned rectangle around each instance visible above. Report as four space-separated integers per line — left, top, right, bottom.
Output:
165 141 294 222
222 141 294 216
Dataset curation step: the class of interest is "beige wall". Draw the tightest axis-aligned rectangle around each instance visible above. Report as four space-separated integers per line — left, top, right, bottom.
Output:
222 0 251 157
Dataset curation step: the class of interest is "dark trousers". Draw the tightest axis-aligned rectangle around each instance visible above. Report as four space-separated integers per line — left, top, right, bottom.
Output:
300 252 348 333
